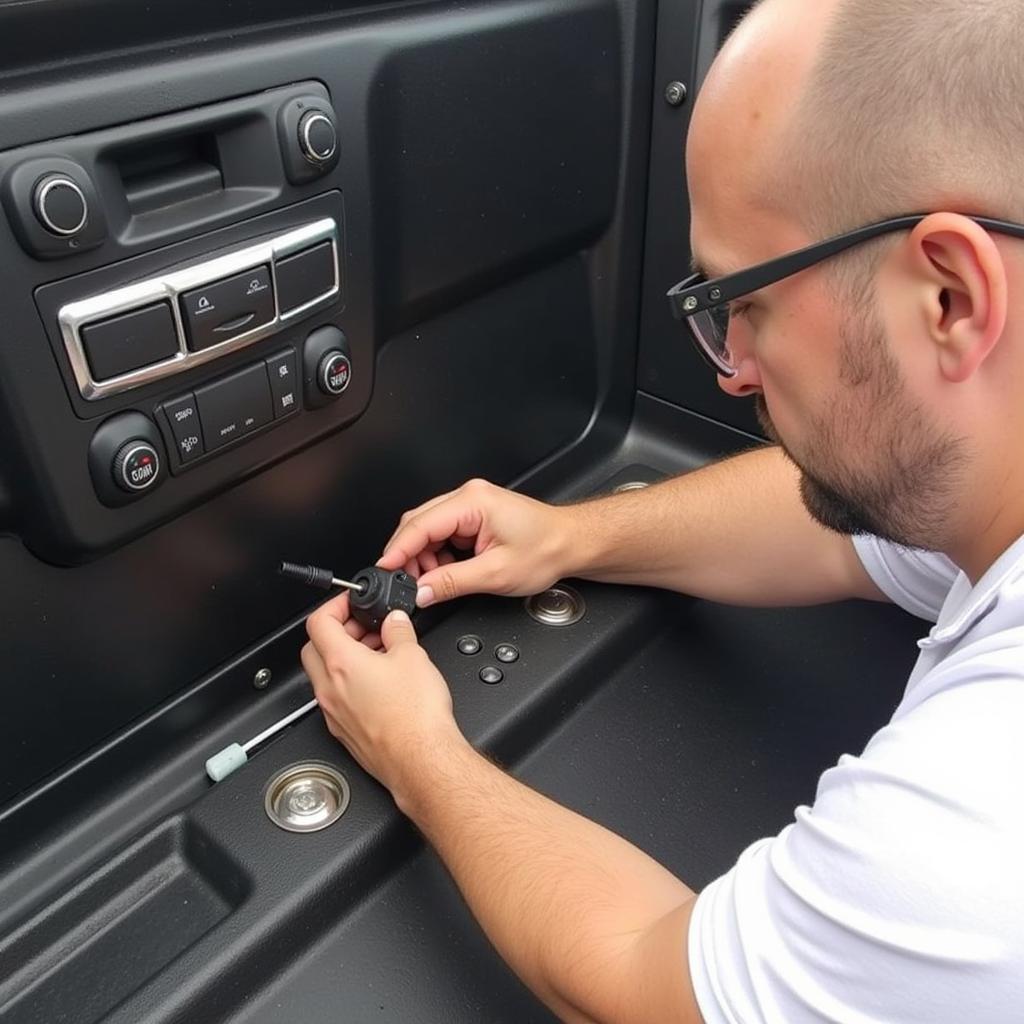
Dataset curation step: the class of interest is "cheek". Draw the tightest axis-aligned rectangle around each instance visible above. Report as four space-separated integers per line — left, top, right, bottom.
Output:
757 302 852 454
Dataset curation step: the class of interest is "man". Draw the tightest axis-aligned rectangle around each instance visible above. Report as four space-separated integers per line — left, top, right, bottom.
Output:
302 0 1024 1019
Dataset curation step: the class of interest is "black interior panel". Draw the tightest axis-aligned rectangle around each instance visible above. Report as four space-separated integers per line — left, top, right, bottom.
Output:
636 0 762 436
1 255 597 805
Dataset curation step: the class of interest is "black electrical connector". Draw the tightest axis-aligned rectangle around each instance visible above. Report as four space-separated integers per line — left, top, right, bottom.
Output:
278 561 418 630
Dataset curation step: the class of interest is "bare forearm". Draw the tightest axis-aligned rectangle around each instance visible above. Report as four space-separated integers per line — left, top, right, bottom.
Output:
563 446 884 607
396 734 697 1024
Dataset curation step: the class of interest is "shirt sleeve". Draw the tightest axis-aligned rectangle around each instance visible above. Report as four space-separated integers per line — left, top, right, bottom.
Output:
686 669 1024 1024
851 535 960 622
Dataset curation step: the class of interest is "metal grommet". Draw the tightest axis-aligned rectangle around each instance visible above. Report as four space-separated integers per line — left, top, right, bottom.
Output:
524 584 586 627
264 761 350 833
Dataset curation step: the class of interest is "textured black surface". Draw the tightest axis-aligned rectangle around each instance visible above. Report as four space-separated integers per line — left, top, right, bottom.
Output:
0 0 628 803
0 256 597 806
220 593 921 1024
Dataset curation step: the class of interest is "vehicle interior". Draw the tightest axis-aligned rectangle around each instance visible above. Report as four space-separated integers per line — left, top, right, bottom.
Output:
0 1 924 1020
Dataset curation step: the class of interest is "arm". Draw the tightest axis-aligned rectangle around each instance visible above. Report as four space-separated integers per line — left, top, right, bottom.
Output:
303 606 703 1024
380 445 886 609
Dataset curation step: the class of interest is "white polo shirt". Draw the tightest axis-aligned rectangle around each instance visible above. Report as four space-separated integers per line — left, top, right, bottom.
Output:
688 532 1024 1023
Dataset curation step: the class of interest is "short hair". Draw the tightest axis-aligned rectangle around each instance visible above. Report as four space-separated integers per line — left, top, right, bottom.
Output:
765 0 1024 242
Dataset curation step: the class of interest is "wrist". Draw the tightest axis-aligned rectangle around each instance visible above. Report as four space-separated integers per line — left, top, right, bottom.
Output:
551 500 606 580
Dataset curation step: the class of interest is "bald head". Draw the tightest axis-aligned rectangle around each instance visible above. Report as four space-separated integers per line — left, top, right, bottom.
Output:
687 0 835 211
689 0 1024 247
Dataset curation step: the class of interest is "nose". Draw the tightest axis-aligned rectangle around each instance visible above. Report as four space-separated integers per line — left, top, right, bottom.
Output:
718 351 762 397
716 318 762 397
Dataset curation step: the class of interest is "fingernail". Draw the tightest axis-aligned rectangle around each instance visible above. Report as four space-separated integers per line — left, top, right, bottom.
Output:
389 609 410 623
417 585 435 608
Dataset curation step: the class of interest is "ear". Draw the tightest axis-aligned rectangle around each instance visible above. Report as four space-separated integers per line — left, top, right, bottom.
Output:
906 213 1008 383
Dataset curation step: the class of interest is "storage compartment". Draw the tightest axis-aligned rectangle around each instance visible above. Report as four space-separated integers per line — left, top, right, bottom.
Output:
0 817 249 1024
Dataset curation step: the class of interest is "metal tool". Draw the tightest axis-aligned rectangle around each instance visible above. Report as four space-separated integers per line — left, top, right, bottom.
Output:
278 561 418 631
205 697 319 782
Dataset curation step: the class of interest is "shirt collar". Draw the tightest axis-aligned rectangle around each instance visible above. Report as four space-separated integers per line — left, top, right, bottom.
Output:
918 530 1024 649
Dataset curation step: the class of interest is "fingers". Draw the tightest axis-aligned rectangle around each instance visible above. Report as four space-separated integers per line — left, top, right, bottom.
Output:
300 640 331 708
381 486 461 554
415 547 507 606
307 590 373 642
301 639 325 685
380 608 419 650
360 630 384 651
379 488 489 570
378 497 480 570
306 604 371 672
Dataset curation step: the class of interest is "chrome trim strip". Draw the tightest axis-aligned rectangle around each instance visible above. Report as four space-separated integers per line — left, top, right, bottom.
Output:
59 217 340 400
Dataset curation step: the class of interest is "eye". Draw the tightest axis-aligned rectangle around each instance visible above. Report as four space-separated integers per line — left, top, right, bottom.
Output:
728 301 753 322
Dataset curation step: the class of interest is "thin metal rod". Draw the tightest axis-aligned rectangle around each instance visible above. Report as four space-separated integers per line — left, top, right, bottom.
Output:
332 577 366 592
242 698 319 753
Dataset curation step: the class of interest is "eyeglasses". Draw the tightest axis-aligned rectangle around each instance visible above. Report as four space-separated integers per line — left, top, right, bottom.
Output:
666 213 1024 377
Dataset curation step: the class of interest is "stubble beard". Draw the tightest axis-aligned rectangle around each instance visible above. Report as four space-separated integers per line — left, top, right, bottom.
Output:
754 306 968 550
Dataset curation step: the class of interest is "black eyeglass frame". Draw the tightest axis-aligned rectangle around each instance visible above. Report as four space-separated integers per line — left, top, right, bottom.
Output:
666 212 1024 372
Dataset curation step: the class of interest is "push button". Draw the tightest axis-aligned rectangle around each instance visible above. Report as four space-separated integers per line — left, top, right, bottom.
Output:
162 392 204 464
318 351 351 396
195 364 273 450
34 176 88 236
495 643 519 664
80 302 179 382
113 441 160 492
457 635 483 656
275 242 336 315
265 349 300 418
180 266 274 352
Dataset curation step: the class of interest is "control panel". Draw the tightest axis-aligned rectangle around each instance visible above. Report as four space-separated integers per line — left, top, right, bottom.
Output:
9 173 371 559
0 79 370 561
59 218 339 400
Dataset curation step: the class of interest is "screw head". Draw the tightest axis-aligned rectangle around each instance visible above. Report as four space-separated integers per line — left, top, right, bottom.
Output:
253 668 272 690
664 81 688 107
683 296 698 312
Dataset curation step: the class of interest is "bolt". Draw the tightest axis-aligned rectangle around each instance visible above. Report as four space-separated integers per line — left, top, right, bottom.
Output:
683 296 698 312
664 81 688 107
253 668 272 690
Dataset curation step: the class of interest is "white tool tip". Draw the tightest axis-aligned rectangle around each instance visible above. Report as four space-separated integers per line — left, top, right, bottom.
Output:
205 742 248 782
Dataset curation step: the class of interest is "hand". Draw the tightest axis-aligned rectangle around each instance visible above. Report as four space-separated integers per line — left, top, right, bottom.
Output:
302 593 466 799
378 478 574 607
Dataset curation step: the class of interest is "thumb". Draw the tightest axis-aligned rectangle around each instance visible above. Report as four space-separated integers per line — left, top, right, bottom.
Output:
416 548 506 607
381 609 419 651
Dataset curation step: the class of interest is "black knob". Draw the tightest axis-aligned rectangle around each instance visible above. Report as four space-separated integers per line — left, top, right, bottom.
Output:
33 174 88 236
318 350 351 396
298 111 337 164
112 441 161 493
348 567 418 631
